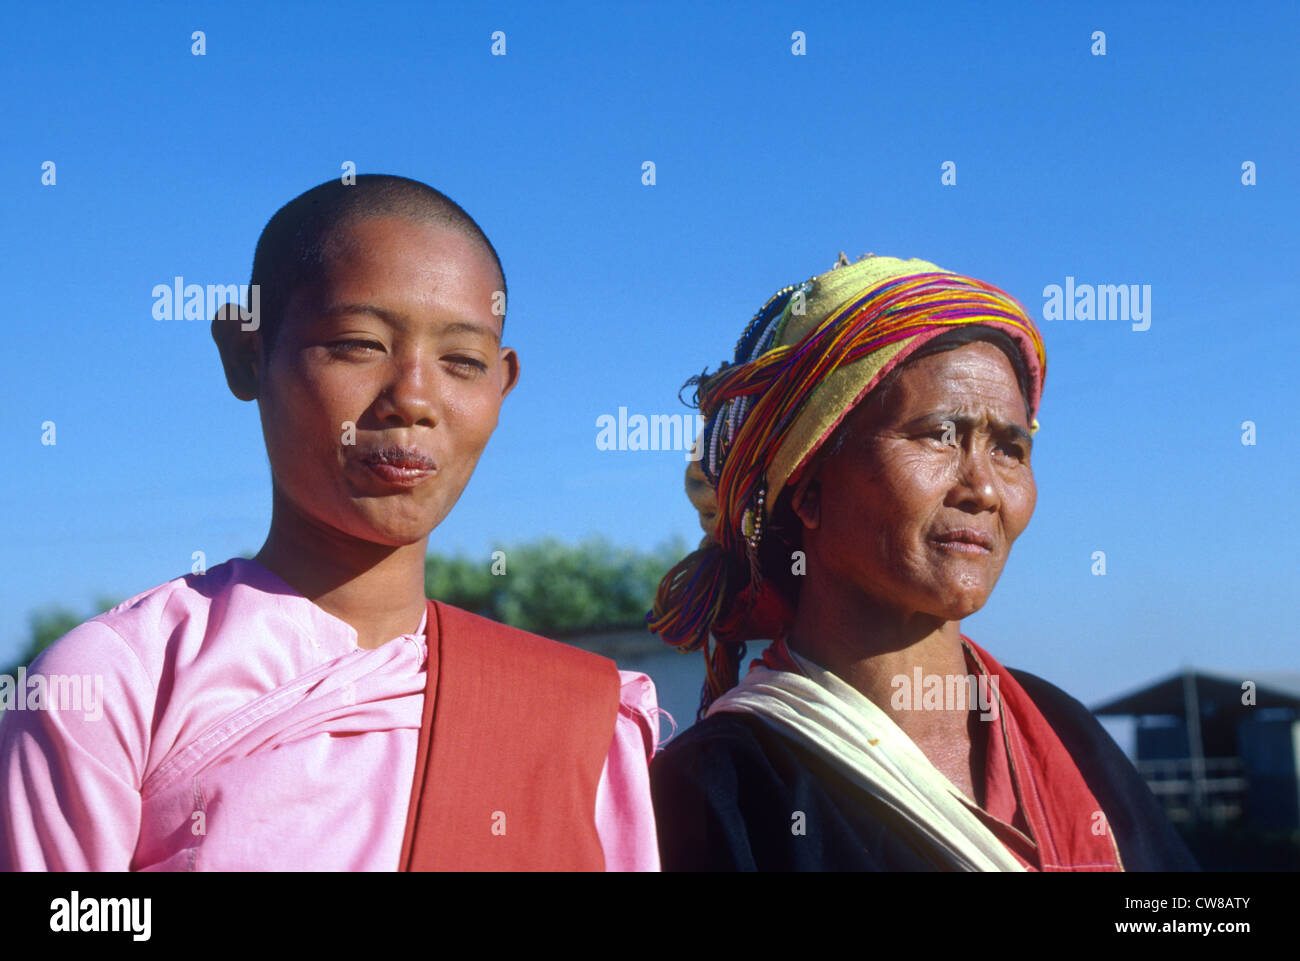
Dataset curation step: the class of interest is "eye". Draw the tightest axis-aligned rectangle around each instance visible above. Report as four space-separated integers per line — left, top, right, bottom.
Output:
925 428 958 448
994 440 1026 461
327 340 383 355
445 355 488 376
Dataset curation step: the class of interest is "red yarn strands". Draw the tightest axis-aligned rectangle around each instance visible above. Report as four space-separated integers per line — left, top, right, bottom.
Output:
649 272 1045 715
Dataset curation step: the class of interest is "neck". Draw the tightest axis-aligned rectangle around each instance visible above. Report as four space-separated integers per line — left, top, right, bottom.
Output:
253 488 429 650
786 572 987 804
787 571 970 736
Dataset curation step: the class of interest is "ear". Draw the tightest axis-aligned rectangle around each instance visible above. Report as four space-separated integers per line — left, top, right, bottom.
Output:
684 456 719 539
790 467 821 531
496 346 521 400
211 303 260 401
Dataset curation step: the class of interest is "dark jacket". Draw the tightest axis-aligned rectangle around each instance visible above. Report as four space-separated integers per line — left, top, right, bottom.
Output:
650 668 1199 871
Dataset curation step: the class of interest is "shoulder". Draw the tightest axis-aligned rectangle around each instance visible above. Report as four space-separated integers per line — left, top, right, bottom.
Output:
22 561 222 687
1005 665 1149 790
2 616 156 787
4 562 254 742
431 601 616 673
611 670 661 762
430 603 627 745
15 557 288 721
1007 666 1200 870
657 710 766 757
1007 669 1098 727
652 709 868 800
62 559 250 675
1006 667 1130 769
650 711 924 871
25 616 143 681
651 711 785 794
648 713 777 871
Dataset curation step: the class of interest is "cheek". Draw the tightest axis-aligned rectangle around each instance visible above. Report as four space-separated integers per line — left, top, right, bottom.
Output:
262 366 360 463
440 387 502 458
870 446 951 522
1002 470 1036 535
820 449 933 550
298 365 371 415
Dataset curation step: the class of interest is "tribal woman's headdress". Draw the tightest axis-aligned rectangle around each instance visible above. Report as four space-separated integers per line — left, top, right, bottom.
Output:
648 254 1047 716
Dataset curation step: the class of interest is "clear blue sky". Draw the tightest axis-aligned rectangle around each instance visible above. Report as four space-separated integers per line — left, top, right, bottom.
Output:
2 1 1296 712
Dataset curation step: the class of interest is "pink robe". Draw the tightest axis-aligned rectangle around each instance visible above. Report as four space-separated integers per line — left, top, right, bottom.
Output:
0 558 662 871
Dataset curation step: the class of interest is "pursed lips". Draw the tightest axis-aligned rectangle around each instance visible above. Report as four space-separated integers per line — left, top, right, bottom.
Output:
357 445 439 487
359 445 438 470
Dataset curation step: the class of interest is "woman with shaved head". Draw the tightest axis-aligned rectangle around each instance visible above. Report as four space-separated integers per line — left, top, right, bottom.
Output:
649 254 1196 872
0 175 660 872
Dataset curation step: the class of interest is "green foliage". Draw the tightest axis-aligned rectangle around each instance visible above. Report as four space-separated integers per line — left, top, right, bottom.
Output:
424 553 496 618
426 536 686 635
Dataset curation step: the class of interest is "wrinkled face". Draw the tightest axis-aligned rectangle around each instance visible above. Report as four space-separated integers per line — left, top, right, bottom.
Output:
255 216 516 547
798 341 1036 621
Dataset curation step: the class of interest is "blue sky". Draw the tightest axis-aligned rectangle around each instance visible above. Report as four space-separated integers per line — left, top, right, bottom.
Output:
2 1 1296 713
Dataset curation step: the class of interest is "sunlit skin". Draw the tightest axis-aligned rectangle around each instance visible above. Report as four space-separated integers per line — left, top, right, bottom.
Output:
787 341 1035 804
212 217 519 649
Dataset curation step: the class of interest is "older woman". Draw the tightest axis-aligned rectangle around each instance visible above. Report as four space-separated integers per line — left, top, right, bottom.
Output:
649 254 1196 871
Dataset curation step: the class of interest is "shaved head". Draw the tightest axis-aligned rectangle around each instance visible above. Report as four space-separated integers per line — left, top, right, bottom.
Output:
250 174 506 353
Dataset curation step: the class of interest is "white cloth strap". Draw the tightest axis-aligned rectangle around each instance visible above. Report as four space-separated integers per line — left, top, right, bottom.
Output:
706 653 1025 872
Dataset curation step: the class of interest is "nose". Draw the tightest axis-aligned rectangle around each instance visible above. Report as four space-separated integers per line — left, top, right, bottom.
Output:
372 349 440 429
950 443 999 513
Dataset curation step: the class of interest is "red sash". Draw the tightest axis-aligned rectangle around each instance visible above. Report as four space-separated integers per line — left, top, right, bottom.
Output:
399 600 620 871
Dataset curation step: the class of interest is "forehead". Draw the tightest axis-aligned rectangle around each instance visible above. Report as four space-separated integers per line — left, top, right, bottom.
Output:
856 341 1028 427
319 216 499 298
277 216 501 337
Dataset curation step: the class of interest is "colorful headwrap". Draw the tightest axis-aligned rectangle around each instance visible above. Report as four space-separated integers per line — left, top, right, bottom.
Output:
649 254 1047 717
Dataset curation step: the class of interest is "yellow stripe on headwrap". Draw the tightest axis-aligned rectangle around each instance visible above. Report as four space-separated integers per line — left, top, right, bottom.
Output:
766 255 1038 511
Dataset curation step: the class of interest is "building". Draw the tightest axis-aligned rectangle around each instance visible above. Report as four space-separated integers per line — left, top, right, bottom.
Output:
1093 669 1300 831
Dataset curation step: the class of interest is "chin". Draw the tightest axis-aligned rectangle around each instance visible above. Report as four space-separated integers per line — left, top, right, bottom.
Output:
366 521 440 546
340 509 440 547
940 594 991 620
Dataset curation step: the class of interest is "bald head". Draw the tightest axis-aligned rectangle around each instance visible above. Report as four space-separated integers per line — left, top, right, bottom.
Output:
250 174 506 353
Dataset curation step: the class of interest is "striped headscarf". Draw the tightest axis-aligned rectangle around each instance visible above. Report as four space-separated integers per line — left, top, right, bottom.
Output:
649 254 1047 716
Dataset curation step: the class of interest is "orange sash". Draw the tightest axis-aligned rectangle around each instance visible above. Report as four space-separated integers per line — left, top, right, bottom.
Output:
399 600 620 871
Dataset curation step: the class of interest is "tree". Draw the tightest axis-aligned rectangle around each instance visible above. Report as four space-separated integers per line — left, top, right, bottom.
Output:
425 536 686 635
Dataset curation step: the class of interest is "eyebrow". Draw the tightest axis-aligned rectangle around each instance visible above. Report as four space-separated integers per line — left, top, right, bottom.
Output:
321 302 501 344
908 411 1034 452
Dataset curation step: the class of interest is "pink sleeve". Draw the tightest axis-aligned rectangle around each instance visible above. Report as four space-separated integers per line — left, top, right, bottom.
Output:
0 621 152 871
593 670 666 872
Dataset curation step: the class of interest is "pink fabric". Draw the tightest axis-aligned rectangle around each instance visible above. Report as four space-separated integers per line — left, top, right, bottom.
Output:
0 558 661 872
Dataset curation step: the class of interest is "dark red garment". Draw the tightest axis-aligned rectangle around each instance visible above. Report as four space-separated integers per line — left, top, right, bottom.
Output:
399 600 621 871
757 635 1123 871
